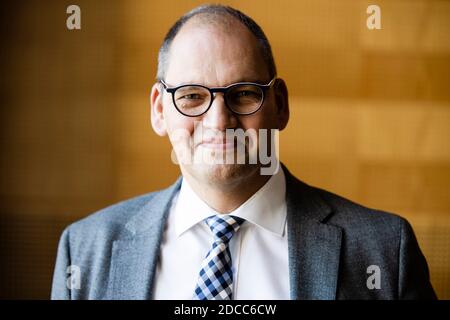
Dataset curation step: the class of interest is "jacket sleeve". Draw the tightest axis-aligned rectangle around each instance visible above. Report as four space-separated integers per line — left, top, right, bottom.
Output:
398 218 437 299
51 226 71 300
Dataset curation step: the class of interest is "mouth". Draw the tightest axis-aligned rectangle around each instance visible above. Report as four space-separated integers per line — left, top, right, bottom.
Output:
199 139 236 150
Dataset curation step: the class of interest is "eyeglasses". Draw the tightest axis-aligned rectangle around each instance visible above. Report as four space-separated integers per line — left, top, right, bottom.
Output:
159 77 276 117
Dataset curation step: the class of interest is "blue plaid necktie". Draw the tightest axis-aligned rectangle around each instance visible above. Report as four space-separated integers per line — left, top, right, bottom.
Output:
193 215 245 300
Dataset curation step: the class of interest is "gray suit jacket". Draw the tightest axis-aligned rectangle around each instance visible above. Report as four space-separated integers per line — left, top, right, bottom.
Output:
51 165 436 299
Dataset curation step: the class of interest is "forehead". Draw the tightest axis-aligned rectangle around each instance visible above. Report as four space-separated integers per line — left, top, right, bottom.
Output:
165 17 268 85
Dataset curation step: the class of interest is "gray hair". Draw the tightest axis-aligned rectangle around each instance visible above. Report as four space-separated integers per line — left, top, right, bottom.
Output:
156 4 277 81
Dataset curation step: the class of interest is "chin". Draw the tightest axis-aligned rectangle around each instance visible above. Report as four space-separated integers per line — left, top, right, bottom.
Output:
192 163 259 188
177 144 261 187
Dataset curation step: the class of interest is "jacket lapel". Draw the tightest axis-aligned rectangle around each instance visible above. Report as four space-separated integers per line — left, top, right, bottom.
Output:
107 178 182 300
284 165 342 300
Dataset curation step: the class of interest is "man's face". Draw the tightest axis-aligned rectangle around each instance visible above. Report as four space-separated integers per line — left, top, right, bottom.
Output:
151 18 288 188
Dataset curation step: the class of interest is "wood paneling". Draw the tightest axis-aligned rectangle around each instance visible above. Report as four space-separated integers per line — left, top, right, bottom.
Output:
0 0 449 299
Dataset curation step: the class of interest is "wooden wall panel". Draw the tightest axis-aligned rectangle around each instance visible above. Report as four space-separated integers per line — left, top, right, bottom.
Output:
0 0 449 299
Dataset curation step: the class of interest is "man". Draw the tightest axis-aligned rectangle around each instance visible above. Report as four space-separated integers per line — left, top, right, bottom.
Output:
51 5 436 300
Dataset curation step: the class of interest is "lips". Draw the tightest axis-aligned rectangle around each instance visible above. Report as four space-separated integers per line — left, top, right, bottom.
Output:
200 139 236 149
194 131 248 150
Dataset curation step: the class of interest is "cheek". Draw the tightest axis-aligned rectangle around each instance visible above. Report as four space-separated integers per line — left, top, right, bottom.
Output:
164 110 197 154
166 121 195 151
166 116 195 137
163 97 195 136
259 101 280 129
240 106 278 131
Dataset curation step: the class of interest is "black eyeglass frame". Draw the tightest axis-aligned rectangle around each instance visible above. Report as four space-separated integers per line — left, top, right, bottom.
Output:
159 77 277 117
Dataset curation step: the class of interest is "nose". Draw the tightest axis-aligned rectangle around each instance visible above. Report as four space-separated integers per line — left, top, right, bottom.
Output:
202 93 238 130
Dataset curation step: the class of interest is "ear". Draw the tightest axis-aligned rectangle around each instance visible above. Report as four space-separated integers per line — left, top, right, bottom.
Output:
273 78 290 131
150 82 167 136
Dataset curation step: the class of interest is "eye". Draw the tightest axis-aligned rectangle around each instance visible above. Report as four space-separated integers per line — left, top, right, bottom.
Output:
236 90 257 97
179 93 201 100
175 86 208 101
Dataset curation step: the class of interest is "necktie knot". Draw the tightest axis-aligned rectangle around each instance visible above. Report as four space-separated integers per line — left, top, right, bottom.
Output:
205 215 245 244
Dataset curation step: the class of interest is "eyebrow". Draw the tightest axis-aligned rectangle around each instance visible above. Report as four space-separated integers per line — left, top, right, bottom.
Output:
229 77 266 84
168 77 268 87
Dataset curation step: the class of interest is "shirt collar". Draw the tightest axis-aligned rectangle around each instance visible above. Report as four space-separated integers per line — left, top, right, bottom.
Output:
174 167 287 237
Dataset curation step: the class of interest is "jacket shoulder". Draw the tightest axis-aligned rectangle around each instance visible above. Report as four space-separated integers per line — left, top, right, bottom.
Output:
73 192 155 229
310 187 409 235
294 180 436 299
64 189 169 247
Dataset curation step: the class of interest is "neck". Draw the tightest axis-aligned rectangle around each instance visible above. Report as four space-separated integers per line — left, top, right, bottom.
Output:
181 166 271 213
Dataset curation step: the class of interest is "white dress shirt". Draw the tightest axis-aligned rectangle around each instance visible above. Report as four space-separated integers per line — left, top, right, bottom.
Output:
152 168 290 299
